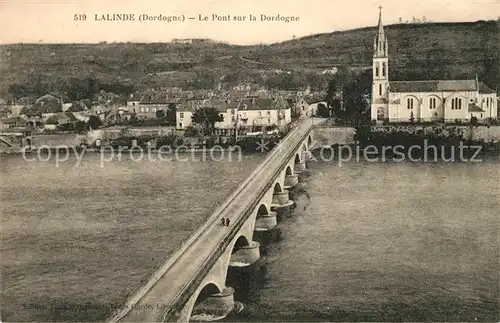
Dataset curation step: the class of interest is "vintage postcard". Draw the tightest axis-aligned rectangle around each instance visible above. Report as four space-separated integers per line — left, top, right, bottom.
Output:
1 0 499 322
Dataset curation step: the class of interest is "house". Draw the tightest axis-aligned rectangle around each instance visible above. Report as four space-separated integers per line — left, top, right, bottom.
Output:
371 9 498 123
293 98 310 116
127 93 177 120
44 112 80 130
1 116 27 129
235 97 291 130
176 99 212 130
0 105 10 120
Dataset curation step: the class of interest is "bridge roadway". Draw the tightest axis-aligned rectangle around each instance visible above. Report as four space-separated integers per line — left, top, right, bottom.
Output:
108 118 323 322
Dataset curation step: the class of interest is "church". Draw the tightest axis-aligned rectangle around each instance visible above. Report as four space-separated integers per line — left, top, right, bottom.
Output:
370 9 498 123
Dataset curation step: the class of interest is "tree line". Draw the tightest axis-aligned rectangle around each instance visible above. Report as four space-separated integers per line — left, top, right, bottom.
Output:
318 68 371 124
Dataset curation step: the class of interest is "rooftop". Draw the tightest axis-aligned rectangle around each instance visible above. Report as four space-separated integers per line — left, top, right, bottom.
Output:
468 104 486 113
478 83 496 94
389 80 477 93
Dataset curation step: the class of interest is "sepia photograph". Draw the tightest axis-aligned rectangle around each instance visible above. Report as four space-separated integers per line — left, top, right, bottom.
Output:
0 0 499 322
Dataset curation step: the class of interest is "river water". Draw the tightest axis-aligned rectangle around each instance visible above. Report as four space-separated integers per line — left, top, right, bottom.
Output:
2 151 499 322
0 152 265 322
233 157 500 321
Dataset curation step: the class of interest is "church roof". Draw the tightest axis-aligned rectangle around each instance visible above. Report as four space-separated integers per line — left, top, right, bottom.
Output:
478 83 496 94
389 80 477 93
468 104 485 113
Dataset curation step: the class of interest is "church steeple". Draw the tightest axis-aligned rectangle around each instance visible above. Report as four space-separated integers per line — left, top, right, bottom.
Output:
374 6 387 58
371 6 389 122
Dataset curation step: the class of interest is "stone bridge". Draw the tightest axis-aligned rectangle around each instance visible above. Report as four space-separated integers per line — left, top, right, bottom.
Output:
107 118 325 322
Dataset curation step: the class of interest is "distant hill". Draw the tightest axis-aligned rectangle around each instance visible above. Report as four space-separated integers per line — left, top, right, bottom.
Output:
1 20 498 97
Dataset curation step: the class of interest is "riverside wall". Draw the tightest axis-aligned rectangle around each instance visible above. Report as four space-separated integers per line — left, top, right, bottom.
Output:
313 125 500 148
371 125 500 142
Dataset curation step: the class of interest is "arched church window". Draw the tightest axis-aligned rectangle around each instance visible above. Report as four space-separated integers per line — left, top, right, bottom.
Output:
407 98 414 110
379 84 382 96
429 97 436 109
382 63 386 77
375 63 379 77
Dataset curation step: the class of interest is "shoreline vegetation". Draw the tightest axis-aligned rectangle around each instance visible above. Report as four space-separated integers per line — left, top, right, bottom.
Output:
316 125 500 160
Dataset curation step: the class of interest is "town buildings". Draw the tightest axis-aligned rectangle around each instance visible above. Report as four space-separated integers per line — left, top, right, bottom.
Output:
175 96 293 132
370 9 498 123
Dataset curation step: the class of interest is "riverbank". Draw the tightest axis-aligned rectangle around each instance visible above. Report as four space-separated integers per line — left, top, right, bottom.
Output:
1 146 264 155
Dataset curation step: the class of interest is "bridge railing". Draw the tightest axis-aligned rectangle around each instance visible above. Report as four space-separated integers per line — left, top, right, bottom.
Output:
108 118 315 323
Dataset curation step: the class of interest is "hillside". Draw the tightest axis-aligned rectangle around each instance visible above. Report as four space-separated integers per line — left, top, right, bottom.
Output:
0 20 498 97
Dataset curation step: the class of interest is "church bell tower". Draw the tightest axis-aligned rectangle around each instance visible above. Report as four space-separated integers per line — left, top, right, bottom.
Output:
371 6 389 121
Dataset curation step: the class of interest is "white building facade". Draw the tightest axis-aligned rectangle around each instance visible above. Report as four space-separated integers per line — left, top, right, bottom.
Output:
176 98 292 131
370 9 498 123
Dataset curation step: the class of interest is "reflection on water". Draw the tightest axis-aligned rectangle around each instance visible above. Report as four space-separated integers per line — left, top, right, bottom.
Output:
231 159 500 321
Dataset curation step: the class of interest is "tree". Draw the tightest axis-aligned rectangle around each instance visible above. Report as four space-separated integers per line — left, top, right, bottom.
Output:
87 115 102 130
332 69 371 125
184 126 198 137
8 83 28 99
45 115 59 125
325 70 348 119
316 103 330 118
156 110 165 119
165 103 177 124
129 114 138 125
191 107 223 135
74 121 86 133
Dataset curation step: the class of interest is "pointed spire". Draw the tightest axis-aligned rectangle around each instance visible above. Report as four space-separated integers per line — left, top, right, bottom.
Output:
378 5 384 35
374 5 387 57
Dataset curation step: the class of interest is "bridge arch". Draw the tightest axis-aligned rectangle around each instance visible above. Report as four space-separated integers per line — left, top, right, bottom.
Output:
273 182 283 194
307 134 313 147
285 165 293 176
188 282 225 319
232 235 250 252
302 142 308 154
294 152 302 164
193 283 221 307
257 204 269 217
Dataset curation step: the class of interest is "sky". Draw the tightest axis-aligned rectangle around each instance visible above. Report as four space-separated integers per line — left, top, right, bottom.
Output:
1 0 499 45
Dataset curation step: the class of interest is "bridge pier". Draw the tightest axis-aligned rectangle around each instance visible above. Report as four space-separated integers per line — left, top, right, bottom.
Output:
254 211 278 231
302 150 313 162
272 189 290 205
284 174 299 188
190 287 235 321
294 161 307 173
229 241 260 267
254 211 280 245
